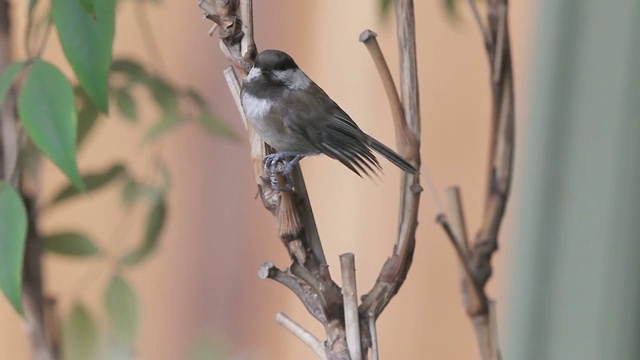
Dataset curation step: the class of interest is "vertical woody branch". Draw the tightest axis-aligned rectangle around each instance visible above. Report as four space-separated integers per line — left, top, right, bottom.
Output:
200 0 426 358
359 0 422 320
200 1 347 358
439 0 514 359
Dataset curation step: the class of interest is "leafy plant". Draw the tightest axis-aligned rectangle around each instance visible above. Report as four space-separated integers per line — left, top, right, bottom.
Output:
0 0 235 357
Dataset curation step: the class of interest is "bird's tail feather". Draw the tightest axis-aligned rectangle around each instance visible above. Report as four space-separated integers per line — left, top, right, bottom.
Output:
366 136 417 174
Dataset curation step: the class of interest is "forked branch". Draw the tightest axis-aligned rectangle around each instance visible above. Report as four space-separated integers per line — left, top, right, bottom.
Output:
199 0 423 358
438 0 514 359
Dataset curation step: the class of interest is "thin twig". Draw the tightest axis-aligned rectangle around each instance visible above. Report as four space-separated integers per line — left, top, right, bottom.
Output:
276 312 328 360
358 30 415 155
339 253 361 360
445 186 469 254
436 214 485 314
368 315 379 360
466 0 492 48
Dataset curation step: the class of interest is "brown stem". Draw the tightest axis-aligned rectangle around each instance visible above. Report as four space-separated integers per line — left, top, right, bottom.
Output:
201 1 346 358
340 253 361 360
359 0 422 320
438 0 514 359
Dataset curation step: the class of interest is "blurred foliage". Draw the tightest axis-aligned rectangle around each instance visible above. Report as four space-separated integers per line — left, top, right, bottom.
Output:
0 181 27 314
0 0 236 357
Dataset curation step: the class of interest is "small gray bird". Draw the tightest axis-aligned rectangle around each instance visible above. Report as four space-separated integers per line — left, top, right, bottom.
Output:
241 49 417 177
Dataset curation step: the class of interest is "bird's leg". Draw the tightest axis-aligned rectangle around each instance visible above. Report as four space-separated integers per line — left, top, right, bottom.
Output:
263 151 306 176
263 152 306 191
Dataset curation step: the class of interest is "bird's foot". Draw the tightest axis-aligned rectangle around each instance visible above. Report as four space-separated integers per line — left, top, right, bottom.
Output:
262 152 304 191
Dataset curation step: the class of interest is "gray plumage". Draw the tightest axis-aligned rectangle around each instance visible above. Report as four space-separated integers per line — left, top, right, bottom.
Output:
241 49 417 177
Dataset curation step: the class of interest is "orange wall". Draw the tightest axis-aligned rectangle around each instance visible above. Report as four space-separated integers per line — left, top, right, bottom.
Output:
0 1 533 359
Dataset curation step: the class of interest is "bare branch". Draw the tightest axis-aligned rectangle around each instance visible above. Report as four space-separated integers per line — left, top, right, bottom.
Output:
466 0 492 48
368 316 379 360
445 186 470 254
339 253 361 360
437 0 514 358
359 30 416 156
360 0 423 320
276 312 328 360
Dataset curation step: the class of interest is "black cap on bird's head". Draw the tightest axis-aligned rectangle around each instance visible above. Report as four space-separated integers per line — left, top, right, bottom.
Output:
254 50 299 72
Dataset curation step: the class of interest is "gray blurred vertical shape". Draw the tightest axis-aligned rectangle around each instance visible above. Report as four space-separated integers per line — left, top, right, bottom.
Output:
507 1 640 360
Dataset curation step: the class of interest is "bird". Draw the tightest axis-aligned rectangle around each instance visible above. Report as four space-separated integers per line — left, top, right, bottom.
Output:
240 49 417 179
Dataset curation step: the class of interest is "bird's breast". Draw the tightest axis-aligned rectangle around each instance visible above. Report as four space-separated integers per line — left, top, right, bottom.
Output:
242 92 273 121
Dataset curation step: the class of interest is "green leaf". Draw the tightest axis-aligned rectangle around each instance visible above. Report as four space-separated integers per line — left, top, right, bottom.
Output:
0 62 24 108
143 116 182 142
184 88 207 110
80 0 95 15
145 76 178 115
18 60 85 191
115 88 138 122
105 275 139 343
63 304 100 360
75 86 101 148
121 195 167 266
0 182 27 315
49 163 126 206
111 59 149 84
44 232 100 256
196 113 237 139
53 0 115 113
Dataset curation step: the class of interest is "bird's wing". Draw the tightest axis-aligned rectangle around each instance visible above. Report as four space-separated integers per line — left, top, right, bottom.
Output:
279 85 382 177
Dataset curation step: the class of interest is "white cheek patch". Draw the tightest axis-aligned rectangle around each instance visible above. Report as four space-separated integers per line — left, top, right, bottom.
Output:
273 69 311 90
242 92 272 119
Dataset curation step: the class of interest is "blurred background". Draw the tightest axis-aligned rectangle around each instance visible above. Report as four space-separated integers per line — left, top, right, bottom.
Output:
0 0 535 359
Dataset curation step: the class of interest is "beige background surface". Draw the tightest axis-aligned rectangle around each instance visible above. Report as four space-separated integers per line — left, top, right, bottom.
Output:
0 1 533 359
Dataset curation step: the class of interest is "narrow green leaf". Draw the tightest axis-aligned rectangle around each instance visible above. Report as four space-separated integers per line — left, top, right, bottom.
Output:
18 60 85 191
115 88 138 122
49 163 126 206
184 88 207 110
53 0 115 113
111 59 149 84
196 113 237 139
0 182 27 315
44 232 100 256
75 86 100 148
63 304 100 360
121 196 167 266
105 275 139 343
143 116 182 142
0 62 24 108
145 76 179 116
